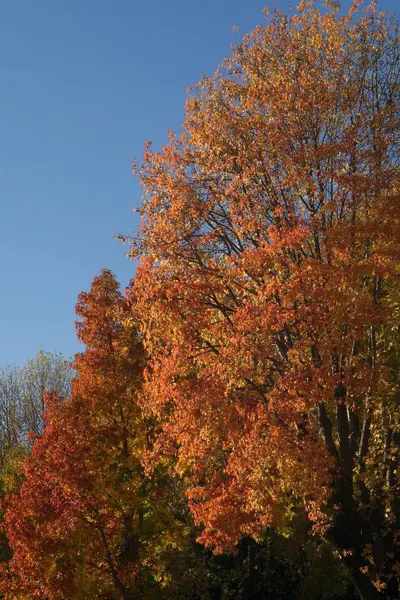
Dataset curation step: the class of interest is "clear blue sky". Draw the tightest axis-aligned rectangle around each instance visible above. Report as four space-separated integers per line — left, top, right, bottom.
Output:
0 0 397 366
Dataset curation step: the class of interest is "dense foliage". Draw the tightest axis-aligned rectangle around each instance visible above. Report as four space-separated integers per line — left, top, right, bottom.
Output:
0 2 399 598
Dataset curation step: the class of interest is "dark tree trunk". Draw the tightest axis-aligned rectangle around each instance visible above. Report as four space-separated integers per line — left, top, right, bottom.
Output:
243 538 257 600
318 394 400 600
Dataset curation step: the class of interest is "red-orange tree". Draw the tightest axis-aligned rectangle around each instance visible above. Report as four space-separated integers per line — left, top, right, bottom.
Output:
128 2 400 598
1 270 184 600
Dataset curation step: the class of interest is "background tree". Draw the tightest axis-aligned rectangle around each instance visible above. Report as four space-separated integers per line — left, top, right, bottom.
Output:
0 351 73 454
20 349 73 436
127 1 400 598
0 369 23 461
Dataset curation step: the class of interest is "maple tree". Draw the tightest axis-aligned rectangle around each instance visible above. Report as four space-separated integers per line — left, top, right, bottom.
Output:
0 270 187 600
0 352 72 596
126 1 400 598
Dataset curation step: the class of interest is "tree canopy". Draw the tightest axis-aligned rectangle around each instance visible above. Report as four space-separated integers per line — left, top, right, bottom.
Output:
128 1 400 596
0 2 399 599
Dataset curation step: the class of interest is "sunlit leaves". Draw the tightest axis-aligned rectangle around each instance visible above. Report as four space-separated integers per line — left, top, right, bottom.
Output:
128 1 400 595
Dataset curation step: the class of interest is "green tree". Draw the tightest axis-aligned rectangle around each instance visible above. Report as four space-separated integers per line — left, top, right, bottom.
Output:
20 349 73 436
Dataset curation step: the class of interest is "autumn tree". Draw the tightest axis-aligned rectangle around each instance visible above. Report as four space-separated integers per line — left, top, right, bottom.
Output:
127 1 400 598
0 352 72 596
0 270 187 600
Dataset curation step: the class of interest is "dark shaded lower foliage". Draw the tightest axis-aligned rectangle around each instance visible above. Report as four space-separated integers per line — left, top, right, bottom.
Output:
157 524 357 600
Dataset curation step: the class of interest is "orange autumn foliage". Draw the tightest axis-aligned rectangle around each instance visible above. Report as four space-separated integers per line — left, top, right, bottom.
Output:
127 1 400 596
1 271 150 599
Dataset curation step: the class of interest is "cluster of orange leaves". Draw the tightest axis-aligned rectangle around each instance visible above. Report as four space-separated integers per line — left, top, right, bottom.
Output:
129 1 400 559
0 272 151 599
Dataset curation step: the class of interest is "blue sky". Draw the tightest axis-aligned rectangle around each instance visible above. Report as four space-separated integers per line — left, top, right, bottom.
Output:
0 0 398 365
